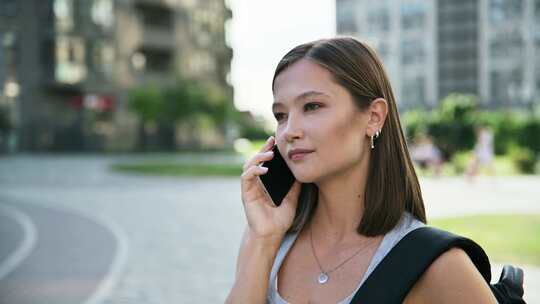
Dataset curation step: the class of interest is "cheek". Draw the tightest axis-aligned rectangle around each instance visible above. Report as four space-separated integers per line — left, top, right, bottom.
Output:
326 117 359 143
321 117 367 160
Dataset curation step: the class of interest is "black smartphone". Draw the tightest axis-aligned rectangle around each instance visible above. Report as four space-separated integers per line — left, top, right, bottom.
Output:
259 144 295 206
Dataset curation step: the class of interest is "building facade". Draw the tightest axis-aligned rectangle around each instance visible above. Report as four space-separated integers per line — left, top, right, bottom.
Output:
0 0 233 152
336 0 539 110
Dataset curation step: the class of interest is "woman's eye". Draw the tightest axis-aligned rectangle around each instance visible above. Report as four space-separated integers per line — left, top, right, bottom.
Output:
304 103 321 111
274 103 320 122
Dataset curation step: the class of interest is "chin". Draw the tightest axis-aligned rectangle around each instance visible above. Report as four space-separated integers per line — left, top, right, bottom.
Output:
291 170 319 184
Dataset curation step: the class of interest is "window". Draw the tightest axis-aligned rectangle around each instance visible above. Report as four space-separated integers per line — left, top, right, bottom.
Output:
0 0 18 18
536 0 540 24
54 0 74 33
489 32 523 58
402 75 426 107
139 47 172 72
91 0 114 30
401 40 425 65
490 68 524 103
336 0 357 33
136 3 173 30
368 8 390 33
401 2 426 30
54 36 87 84
91 41 114 80
489 0 523 23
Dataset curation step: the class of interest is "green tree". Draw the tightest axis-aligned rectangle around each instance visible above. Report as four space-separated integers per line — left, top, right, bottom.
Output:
128 77 239 151
427 93 477 157
128 86 164 150
128 86 163 124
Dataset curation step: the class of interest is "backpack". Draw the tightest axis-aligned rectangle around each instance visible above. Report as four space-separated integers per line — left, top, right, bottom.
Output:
350 226 526 303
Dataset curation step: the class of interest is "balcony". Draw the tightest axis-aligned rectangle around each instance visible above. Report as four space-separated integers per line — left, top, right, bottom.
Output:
139 26 175 50
135 1 175 50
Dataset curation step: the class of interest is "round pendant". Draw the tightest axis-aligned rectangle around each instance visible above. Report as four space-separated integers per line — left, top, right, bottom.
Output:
318 272 329 284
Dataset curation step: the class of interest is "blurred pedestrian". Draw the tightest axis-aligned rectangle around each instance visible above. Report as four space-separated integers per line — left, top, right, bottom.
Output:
410 133 443 177
466 125 495 179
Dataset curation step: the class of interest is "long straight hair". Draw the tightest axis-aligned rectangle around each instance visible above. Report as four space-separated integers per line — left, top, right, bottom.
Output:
272 37 426 237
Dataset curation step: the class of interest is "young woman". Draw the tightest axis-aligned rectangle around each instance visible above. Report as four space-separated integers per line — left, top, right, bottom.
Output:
226 37 497 303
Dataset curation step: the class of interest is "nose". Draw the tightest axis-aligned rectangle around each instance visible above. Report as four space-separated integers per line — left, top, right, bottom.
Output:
282 112 303 143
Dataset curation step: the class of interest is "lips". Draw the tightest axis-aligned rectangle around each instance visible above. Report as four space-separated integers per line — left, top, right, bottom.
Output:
288 149 315 159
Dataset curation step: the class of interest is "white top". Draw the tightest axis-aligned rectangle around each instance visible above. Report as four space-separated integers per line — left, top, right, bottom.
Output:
266 212 425 304
475 129 494 163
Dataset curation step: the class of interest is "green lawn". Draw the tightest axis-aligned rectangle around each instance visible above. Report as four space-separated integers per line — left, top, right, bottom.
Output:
111 163 242 177
110 141 265 177
431 214 540 266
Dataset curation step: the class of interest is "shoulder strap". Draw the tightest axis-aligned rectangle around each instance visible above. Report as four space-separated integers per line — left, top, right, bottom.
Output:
350 226 492 304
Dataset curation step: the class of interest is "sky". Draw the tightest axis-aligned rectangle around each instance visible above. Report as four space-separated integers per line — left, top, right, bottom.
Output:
226 0 336 129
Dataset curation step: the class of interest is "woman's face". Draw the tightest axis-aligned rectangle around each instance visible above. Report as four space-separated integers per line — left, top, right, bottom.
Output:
272 59 371 183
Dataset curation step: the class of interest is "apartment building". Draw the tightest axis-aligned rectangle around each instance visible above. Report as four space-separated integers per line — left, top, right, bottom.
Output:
0 0 233 151
336 0 539 110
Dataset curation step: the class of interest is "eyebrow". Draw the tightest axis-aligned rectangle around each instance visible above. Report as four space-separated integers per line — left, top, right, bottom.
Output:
272 91 330 111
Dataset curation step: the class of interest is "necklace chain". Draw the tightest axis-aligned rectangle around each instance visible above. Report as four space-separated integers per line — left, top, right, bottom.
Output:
309 224 374 282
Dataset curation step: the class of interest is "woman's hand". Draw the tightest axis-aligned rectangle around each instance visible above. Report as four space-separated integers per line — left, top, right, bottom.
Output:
240 136 302 242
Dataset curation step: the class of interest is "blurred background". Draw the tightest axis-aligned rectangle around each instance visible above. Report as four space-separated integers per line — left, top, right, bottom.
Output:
0 0 538 303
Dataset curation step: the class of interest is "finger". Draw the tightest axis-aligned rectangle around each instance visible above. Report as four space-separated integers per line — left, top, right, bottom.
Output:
241 165 269 191
258 136 275 153
242 150 274 171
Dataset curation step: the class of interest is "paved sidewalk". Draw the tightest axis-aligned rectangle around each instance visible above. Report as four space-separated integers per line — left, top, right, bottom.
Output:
420 176 540 218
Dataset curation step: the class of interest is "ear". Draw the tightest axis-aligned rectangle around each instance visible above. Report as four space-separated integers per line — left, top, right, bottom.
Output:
366 98 388 136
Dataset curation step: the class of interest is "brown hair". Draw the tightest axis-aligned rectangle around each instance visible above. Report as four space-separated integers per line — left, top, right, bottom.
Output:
272 36 426 237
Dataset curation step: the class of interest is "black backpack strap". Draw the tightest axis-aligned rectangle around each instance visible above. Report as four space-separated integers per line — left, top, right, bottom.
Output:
350 226 492 304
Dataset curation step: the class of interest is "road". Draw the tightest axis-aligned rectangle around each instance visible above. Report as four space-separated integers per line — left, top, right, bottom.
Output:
0 154 538 303
0 202 122 304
